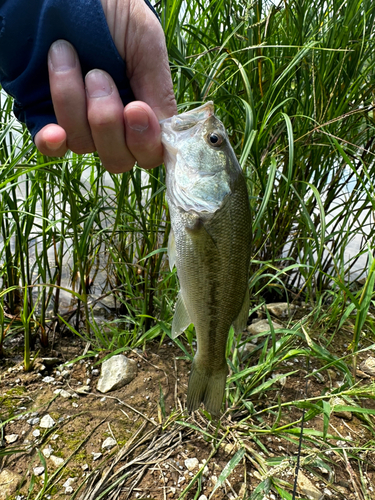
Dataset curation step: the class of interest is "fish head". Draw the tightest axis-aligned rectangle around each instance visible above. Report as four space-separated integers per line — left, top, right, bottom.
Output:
160 102 241 214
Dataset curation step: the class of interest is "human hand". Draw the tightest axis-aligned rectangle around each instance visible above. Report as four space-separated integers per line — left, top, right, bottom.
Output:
34 0 177 173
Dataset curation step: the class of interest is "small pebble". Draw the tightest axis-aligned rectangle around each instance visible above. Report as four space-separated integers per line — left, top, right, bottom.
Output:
33 466 45 476
42 445 54 458
92 452 102 461
5 434 19 444
60 390 72 398
102 437 117 450
32 430 41 438
42 376 55 383
40 415 55 429
185 458 199 471
27 417 40 426
63 478 75 489
50 455 64 467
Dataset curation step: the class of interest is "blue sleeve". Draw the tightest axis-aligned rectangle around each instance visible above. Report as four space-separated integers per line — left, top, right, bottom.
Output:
0 0 159 139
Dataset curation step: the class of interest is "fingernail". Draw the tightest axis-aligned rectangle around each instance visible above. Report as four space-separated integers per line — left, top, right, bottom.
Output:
85 70 113 98
49 40 76 72
127 107 149 132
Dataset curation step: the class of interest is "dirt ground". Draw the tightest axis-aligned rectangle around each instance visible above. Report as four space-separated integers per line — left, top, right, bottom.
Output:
1 325 375 500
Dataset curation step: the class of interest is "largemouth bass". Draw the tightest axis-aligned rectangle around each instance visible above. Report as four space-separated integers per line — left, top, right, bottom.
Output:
160 102 251 415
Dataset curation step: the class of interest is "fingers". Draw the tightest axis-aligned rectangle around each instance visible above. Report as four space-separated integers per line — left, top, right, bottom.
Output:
85 69 135 173
85 71 163 172
46 38 164 172
48 40 95 154
35 124 67 157
124 101 164 170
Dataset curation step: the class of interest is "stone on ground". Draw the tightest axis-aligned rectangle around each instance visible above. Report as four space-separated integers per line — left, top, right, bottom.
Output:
0 469 22 500
247 319 282 335
97 355 137 393
359 356 375 376
264 302 295 318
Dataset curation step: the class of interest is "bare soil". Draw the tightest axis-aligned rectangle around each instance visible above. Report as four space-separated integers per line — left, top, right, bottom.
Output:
1 325 375 500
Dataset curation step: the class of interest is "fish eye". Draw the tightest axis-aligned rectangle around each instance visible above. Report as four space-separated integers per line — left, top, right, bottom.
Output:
207 133 223 146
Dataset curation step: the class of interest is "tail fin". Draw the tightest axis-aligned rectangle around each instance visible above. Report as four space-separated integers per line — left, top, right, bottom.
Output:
187 359 228 416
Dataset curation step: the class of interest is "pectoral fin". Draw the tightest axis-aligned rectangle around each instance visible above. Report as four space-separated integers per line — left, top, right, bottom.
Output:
171 292 192 338
167 228 176 271
232 287 249 334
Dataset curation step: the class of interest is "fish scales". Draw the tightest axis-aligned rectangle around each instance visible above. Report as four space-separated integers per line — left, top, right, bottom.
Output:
161 101 251 415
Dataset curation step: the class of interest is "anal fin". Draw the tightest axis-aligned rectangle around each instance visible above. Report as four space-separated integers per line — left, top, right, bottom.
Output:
232 287 249 334
171 292 191 339
167 228 176 271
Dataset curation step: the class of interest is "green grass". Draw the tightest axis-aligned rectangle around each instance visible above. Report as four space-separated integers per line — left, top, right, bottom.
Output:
1 0 375 498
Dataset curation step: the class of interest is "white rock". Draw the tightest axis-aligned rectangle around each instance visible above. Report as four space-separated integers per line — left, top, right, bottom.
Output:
42 376 55 383
97 355 137 393
184 458 199 471
40 415 55 428
198 496 208 500
61 370 70 378
27 417 40 426
33 467 45 476
297 471 321 500
42 445 54 458
247 319 281 335
0 469 22 500
264 302 295 318
32 430 41 438
102 437 117 450
59 390 72 398
330 397 352 420
210 475 218 484
82 464 89 471
359 356 375 376
65 486 74 495
63 478 75 489
75 386 90 395
92 452 102 461
5 434 18 444
50 455 64 467
92 369 100 376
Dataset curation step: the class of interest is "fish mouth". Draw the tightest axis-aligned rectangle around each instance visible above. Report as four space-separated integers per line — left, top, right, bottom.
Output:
160 101 215 154
159 101 214 129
